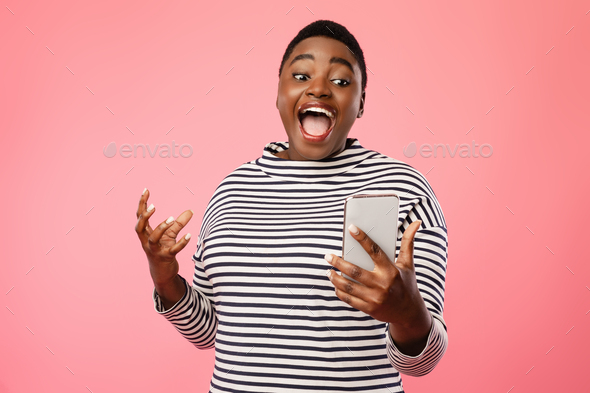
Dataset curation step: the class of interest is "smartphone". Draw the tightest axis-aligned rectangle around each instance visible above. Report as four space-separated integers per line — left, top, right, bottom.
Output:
342 193 400 282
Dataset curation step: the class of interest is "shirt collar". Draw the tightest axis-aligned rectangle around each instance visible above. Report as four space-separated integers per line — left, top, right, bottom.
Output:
255 138 378 183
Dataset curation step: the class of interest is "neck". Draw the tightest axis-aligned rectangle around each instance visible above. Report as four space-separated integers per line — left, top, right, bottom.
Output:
276 138 355 160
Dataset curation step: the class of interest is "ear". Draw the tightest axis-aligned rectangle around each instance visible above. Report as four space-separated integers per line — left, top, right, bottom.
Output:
357 90 366 118
276 80 280 109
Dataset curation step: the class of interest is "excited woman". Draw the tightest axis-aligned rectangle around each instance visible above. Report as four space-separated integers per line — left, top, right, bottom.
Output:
136 20 448 392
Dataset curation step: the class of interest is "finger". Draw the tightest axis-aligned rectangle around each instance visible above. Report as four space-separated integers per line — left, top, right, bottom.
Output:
166 209 194 239
147 216 176 251
136 188 149 219
346 224 393 270
326 268 373 301
396 220 422 269
324 253 373 287
135 202 156 244
330 280 372 314
169 232 192 256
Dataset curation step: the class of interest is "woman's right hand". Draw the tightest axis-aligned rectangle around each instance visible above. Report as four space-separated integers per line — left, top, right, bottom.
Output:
135 188 194 287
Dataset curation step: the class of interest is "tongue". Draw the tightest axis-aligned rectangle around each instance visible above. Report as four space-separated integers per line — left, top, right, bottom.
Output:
301 114 331 136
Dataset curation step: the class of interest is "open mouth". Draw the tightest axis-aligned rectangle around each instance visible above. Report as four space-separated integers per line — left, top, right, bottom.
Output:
297 104 336 140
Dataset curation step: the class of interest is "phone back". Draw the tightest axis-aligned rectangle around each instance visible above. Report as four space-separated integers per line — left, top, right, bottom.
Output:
342 194 400 280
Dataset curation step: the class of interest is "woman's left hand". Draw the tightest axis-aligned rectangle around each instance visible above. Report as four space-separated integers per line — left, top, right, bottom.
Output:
325 220 431 339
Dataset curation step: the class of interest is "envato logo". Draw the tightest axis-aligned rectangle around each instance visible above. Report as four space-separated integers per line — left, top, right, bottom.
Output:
403 141 493 158
103 141 193 158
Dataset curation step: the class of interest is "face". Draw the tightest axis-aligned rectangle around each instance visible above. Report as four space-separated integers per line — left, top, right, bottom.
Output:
276 36 365 161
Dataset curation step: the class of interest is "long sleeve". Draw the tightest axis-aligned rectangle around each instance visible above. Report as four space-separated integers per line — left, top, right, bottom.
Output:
152 233 218 349
148 139 450 391
386 313 448 376
385 184 449 375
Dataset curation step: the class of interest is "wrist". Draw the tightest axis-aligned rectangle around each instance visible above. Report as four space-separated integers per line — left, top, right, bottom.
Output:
388 316 432 357
388 302 433 356
393 300 431 330
154 274 182 293
152 270 180 287
154 275 186 311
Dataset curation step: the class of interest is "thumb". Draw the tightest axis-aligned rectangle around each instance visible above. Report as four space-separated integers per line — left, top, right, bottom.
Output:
395 220 422 269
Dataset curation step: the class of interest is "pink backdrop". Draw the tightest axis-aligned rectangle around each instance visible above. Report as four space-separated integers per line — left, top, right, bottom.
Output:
2 1 589 392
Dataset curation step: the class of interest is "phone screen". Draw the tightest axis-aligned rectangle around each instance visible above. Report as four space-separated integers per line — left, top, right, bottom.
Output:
342 194 400 281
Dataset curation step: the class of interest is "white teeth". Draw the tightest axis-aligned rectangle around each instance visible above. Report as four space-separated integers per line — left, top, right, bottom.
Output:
300 107 334 118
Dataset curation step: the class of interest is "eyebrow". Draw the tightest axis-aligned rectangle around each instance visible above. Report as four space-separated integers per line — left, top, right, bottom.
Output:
289 53 355 74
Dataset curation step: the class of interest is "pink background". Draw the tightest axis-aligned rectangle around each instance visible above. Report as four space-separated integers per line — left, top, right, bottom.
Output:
2 1 589 392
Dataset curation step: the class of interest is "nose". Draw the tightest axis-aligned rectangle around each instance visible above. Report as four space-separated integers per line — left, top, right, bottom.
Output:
306 76 331 98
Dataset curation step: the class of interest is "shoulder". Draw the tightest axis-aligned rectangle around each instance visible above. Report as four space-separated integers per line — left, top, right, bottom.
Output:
200 160 266 209
359 150 436 196
358 150 446 228
213 160 267 190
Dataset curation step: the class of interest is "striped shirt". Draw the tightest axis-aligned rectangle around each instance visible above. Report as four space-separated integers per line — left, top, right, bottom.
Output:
153 138 449 392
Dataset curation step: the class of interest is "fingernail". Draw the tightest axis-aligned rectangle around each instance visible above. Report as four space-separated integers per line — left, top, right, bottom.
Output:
142 188 147 195
348 224 360 235
147 204 154 212
166 216 174 224
326 269 332 277
324 254 333 263
190 209 194 214
185 233 192 240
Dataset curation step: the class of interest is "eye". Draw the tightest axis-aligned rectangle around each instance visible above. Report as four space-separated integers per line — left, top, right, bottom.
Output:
332 79 350 86
293 73 309 81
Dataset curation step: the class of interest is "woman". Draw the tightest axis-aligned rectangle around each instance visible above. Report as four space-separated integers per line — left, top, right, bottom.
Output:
135 20 448 392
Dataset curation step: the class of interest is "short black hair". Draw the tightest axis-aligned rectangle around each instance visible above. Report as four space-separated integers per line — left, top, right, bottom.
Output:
278 20 367 91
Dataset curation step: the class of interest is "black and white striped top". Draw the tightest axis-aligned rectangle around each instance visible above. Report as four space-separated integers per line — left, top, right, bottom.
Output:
153 138 448 392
